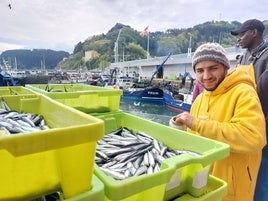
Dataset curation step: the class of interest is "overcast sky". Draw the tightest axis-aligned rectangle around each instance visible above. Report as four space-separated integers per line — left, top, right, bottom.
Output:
1 0 266 54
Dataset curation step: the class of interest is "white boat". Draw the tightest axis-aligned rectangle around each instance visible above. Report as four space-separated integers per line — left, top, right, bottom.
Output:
8 70 26 78
116 76 134 89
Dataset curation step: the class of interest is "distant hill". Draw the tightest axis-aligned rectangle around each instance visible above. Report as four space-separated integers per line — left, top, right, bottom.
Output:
0 49 69 70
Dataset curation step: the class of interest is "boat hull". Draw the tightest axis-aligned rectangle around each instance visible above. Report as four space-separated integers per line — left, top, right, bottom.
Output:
122 87 164 103
121 87 192 112
163 93 191 112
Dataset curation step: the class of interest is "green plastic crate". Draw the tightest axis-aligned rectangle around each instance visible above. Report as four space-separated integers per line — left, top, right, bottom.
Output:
59 175 105 201
25 83 122 113
94 111 230 201
172 175 227 201
0 86 36 96
0 94 104 201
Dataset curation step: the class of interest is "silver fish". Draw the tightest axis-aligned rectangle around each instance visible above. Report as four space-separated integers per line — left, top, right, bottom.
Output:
99 167 126 180
95 127 202 180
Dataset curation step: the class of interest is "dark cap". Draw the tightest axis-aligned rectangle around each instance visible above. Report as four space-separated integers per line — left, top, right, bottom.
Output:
231 19 265 36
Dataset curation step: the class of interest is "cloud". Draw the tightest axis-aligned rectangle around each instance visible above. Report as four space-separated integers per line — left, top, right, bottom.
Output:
0 0 266 54
0 42 25 52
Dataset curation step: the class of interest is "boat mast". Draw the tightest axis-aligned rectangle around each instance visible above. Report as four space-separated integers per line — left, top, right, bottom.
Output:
187 35 192 58
114 29 122 65
14 57 17 71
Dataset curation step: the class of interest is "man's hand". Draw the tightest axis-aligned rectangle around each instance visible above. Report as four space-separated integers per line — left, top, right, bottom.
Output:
172 112 195 128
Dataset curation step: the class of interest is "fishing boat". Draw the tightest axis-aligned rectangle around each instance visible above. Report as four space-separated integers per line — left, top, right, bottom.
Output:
121 52 193 112
121 53 171 103
122 87 192 112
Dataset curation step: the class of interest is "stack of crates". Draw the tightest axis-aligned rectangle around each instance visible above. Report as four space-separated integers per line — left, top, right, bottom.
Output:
24 83 124 200
24 83 230 201
0 91 104 200
93 112 230 201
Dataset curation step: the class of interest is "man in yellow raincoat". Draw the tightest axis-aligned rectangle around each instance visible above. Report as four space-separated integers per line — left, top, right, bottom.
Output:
172 42 266 201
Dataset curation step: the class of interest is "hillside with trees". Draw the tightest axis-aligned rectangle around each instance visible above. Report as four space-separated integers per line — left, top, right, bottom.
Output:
59 20 268 71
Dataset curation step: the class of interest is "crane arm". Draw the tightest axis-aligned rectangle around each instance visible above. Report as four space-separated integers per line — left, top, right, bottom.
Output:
149 52 172 86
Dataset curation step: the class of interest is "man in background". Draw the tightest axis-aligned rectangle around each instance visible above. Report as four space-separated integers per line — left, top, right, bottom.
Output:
231 19 268 201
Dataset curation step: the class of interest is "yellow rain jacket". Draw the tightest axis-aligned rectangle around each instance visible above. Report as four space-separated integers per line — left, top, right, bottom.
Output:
188 67 266 201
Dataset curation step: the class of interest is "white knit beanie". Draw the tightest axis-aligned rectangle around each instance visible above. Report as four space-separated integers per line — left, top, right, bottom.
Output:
192 43 230 70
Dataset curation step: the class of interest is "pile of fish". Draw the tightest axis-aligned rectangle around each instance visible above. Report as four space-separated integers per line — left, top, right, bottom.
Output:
0 99 49 135
95 127 201 180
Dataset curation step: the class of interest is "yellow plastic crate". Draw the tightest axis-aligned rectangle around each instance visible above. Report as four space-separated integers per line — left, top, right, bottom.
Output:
0 86 36 95
0 94 104 201
172 175 227 201
94 111 230 201
25 84 122 113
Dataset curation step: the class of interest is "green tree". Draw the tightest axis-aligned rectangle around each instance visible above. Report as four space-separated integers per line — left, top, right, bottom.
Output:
125 43 147 60
73 42 83 54
157 37 179 55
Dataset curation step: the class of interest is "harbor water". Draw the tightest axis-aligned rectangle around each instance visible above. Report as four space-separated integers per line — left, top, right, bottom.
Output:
119 99 179 126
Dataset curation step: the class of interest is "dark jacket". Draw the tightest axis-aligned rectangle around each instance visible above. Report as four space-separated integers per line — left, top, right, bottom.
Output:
239 40 268 148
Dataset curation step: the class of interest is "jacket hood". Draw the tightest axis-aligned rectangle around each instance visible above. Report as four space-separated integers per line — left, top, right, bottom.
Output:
199 67 256 112
203 67 255 97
